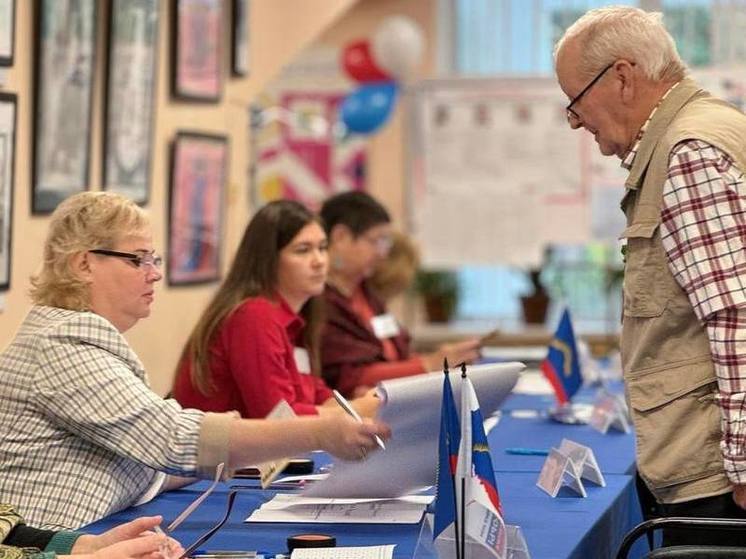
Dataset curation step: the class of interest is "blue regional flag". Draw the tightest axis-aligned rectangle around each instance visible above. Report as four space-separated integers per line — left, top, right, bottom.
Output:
433 371 460 540
541 308 582 405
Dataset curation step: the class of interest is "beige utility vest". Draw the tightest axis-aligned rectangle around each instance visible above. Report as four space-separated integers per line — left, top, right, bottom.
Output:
621 78 746 504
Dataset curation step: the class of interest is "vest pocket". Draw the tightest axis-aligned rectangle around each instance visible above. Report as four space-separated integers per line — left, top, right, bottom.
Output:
627 359 722 489
620 222 668 318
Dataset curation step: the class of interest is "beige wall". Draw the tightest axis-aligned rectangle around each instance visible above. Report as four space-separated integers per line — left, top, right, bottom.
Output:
0 0 436 395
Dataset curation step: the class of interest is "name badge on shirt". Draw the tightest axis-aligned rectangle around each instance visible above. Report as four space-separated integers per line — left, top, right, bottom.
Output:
370 313 401 339
293 347 311 374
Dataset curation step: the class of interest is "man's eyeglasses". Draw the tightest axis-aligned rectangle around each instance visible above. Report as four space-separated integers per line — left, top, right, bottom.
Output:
565 62 614 124
361 233 393 255
89 249 163 270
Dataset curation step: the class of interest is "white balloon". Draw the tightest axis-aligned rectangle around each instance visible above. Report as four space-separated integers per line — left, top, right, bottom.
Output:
371 15 425 80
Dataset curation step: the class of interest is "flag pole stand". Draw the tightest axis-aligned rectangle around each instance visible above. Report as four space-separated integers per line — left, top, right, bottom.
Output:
460 363 467 559
445 360 462 559
548 401 594 425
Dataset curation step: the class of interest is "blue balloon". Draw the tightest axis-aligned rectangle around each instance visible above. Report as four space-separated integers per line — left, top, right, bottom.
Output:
340 82 398 134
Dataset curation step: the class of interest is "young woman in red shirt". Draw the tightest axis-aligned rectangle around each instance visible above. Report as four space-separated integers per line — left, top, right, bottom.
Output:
172 200 378 419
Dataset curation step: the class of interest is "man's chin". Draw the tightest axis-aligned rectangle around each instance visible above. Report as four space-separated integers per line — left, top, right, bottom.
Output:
597 142 617 157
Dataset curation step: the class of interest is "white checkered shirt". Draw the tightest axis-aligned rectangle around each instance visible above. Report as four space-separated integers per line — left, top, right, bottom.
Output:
0 306 205 529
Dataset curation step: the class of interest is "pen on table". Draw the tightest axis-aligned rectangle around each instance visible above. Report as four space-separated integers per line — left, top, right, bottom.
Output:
332 389 386 451
505 447 550 456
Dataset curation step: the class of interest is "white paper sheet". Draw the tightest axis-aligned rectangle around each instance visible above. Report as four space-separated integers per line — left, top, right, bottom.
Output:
304 362 523 498
246 494 433 524
291 545 395 559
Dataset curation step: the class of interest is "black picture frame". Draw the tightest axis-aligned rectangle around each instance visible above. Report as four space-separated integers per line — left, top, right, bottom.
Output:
172 0 223 102
167 131 228 286
0 92 16 289
103 0 160 205
0 0 15 66
32 0 97 214
231 0 249 77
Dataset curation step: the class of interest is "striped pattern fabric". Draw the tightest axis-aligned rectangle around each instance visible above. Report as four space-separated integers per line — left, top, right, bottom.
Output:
0 306 205 529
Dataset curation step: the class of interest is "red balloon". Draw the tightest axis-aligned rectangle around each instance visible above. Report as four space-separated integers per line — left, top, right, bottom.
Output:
341 40 391 83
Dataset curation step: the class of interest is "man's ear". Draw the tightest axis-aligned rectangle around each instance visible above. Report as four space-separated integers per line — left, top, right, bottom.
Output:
70 251 93 283
614 59 636 103
330 224 352 246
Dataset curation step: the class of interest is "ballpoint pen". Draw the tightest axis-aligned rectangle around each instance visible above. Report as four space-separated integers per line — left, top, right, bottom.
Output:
504 447 549 456
332 389 386 451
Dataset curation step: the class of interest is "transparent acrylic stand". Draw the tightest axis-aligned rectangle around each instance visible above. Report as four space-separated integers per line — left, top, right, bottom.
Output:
414 515 531 559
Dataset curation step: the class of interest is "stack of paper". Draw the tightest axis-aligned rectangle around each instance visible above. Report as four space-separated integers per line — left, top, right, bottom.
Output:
291 545 395 558
304 362 523 498
245 494 434 524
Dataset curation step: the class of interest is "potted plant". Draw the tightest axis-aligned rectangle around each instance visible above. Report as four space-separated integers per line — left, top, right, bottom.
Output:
520 268 550 324
415 269 459 323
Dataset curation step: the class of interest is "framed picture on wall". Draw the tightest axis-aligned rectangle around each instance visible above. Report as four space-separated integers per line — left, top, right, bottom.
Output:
231 0 249 76
172 0 223 101
167 132 228 286
103 0 160 205
32 0 97 214
0 0 15 66
0 93 16 289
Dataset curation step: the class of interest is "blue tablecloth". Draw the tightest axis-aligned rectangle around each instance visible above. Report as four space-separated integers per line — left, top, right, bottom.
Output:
85 387 644 558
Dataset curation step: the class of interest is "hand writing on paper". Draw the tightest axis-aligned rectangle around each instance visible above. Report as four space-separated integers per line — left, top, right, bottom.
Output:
422 339 481 372
316 413 391 461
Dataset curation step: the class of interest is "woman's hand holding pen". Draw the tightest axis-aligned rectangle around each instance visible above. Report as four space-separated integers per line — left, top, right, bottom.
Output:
315 413 390 461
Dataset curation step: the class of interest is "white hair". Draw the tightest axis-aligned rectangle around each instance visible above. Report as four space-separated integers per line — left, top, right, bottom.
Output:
554 5 687 83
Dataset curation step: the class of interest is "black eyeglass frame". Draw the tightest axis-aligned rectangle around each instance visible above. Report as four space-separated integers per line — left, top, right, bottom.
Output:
88 249 163 269
565 62 615 122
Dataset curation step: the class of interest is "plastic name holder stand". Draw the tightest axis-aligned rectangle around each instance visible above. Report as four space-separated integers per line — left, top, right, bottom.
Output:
557 438 606 488
589 392 630 434
536 439 605 498
536 448 586 498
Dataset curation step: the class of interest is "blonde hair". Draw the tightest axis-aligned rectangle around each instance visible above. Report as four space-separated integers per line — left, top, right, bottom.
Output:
369 231 420 302
554 6 687 83
30 192 150 310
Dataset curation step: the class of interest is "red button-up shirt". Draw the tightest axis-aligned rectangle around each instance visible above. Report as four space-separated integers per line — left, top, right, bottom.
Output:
173 296 333 418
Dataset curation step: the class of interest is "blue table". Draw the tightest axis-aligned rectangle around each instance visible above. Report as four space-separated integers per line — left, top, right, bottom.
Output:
489 410 636 475
85 389 645 558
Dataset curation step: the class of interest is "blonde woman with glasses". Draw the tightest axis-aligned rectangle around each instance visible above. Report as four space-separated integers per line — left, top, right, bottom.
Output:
0 192 389 530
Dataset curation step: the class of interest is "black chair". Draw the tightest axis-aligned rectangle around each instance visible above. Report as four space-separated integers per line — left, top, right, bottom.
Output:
616 517 746 559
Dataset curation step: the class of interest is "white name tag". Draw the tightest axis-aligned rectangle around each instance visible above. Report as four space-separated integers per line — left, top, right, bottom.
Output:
293 347 311 374
370 313 400 339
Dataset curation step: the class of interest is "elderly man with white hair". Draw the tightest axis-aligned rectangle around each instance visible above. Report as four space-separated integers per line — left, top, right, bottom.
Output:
555 6 746 547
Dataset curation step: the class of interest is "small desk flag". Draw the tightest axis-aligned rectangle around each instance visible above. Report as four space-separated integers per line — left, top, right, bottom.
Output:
456 374 507 558
541 308 582 405
433 371 460 540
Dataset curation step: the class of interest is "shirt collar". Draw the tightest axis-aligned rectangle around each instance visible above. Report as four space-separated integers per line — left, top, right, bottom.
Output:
274 293 305 337
620 81 681 170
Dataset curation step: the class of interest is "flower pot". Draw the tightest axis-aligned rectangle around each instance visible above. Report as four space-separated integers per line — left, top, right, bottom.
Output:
521 292 549 324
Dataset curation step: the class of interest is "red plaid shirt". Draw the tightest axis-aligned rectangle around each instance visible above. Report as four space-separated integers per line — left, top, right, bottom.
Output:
623 97 746 483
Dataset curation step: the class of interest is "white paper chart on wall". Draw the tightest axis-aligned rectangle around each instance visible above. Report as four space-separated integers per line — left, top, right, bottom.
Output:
407 76 629 269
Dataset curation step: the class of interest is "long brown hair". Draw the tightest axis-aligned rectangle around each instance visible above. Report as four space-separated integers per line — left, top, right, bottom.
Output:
183 200 325 395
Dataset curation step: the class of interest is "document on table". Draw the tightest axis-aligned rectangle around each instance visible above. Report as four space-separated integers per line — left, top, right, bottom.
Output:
291 545 395 558
304 362 523 498
245 494 433 524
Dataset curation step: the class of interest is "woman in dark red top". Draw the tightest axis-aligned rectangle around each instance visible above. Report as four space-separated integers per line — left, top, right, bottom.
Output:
173 200 377 419
319 192 481 398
